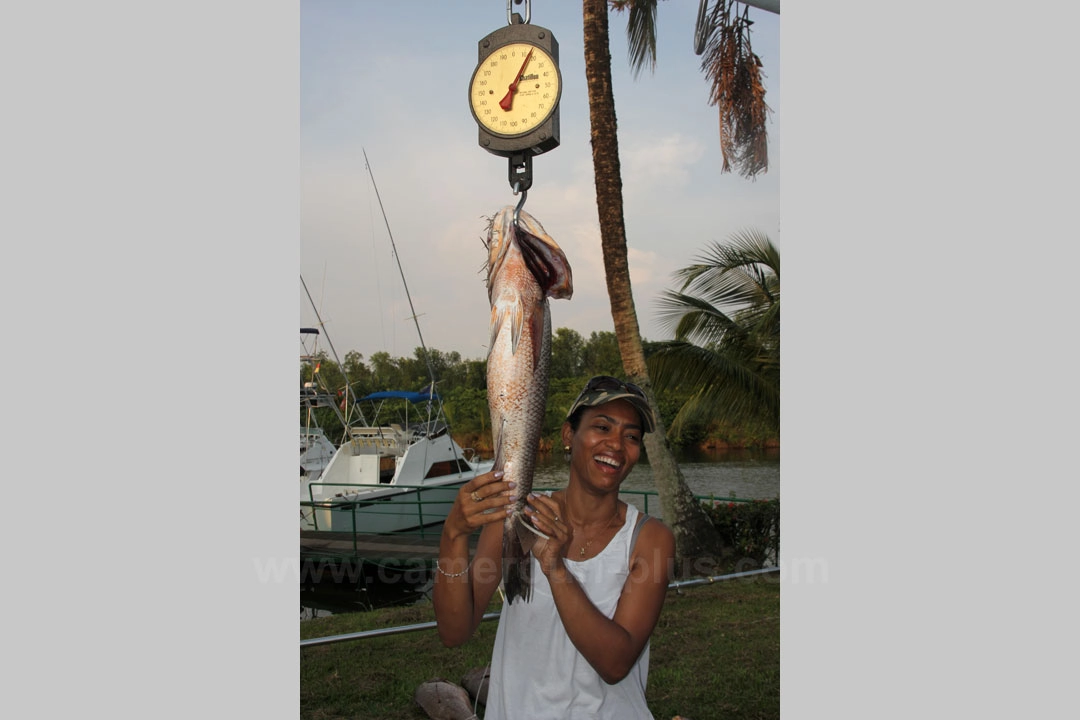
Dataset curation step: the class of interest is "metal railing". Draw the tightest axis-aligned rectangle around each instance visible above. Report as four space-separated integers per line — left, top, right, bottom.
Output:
301 485 757 542
302 482 466 539
300 567 779 648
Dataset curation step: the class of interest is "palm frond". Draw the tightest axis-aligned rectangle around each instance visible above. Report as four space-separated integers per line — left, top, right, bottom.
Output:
648 341 779 432
673 230 778 316
651 228 780 435
656 289 742 344
612 0 659 79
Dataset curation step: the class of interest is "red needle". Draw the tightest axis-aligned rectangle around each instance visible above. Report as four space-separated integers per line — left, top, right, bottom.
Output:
499 48 534 111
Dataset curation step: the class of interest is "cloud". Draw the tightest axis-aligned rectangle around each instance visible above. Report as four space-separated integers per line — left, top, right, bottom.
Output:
621 133 706 192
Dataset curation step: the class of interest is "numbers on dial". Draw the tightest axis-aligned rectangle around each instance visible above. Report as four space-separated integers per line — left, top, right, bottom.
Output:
470 42 560 137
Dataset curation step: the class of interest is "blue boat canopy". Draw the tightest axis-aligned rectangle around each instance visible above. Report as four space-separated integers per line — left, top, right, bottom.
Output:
359 390 438 403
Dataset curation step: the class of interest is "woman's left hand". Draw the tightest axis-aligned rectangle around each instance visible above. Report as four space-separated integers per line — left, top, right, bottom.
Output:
524 492 572 577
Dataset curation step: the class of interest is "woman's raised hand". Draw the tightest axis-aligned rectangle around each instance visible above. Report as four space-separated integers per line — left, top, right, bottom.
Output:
443 470 515 540
524 491 572 577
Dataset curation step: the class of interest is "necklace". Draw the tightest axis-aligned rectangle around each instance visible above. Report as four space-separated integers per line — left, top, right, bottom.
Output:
576 507 622 558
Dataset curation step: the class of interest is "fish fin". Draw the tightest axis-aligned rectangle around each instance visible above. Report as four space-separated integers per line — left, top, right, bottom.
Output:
516 516 543 556
502 516 532 604
491 419 506 473
490 297 525 357
489 304 504 351
529 303 546 369
509 300 524 356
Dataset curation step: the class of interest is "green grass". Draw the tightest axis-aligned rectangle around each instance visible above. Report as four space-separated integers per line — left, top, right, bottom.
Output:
300 575 779 720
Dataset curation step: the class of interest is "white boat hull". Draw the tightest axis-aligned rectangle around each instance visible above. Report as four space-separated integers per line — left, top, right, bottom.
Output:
303 479 467 533
300 423 493 533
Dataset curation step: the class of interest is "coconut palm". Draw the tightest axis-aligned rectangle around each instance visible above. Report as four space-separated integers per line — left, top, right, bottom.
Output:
649 228 780 434
582 0 722 564
579 1 775 564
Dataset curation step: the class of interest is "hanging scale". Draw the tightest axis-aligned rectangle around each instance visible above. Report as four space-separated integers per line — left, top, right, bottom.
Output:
468 0 562 215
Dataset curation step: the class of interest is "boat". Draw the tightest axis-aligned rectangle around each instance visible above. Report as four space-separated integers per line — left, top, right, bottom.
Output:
299 327 345 482
299 150 494 534
300 386 494 533
300 410 337 481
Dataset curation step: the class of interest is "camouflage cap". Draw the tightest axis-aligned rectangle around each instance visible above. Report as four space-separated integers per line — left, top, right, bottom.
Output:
565 376 656 434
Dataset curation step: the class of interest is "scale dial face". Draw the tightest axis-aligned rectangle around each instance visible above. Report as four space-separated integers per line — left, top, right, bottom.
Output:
469 42 561 138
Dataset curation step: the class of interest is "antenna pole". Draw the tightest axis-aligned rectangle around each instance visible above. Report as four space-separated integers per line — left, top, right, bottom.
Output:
362 148 438 392
300 273 362 428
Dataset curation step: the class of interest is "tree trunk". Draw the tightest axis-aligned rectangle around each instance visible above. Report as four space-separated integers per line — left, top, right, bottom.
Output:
581 0 722 571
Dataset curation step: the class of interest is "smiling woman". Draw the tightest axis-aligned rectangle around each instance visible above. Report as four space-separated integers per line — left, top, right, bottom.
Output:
432 375 676 720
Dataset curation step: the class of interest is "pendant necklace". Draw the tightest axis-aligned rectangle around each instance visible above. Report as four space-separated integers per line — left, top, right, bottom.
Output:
576 507 622 558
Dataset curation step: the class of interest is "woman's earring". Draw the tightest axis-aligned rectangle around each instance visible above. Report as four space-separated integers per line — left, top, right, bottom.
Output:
563 445 571 462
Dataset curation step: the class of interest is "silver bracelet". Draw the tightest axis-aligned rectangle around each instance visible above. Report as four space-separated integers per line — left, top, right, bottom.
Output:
435 558 470 578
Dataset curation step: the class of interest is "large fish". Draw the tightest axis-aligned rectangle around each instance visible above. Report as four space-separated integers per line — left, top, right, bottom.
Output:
485 205 573 604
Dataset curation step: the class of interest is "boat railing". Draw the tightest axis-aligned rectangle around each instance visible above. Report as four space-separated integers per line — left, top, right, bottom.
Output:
302 484 757 543
350 426 405 437
344 432 406 456
303 482 464 539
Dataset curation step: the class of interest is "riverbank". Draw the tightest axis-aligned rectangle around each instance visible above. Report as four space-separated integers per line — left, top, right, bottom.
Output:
452 432 780 457
300 575 779 719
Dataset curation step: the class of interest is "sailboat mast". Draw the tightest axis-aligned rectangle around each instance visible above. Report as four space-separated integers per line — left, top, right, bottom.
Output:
362 148 438 393
300 274 361 429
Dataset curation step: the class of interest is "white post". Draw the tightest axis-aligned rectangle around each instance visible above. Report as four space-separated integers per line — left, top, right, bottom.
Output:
742 0 780 14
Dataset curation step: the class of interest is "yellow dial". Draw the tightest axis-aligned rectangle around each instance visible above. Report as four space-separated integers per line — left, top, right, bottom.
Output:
469 42 561 138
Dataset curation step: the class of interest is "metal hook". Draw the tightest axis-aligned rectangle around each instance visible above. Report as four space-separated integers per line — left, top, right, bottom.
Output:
512 183 528 228
508 153 533 228
507 0 530 25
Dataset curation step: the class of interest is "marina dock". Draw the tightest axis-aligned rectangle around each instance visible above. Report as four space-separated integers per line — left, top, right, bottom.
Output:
300 529 477 565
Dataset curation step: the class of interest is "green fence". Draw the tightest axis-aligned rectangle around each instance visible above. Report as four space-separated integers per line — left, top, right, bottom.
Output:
301 483 759 541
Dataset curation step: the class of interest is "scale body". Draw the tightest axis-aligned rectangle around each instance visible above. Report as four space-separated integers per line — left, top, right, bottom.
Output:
468 20 561 159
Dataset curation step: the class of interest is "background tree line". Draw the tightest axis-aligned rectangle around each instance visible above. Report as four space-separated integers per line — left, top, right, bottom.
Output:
301 327 777 455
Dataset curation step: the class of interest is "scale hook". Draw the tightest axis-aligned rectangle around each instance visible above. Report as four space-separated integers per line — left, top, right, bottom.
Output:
512 184 528 228
507 0 531 25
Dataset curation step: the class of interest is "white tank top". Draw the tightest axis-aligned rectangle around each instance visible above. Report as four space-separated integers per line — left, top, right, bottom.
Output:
484 502 654 720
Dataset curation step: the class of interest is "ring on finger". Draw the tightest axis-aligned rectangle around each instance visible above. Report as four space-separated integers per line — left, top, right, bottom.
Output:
554 514 560 522
471 491 482 503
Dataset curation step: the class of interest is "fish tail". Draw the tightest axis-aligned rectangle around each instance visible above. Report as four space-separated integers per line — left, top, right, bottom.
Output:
502 517 532 604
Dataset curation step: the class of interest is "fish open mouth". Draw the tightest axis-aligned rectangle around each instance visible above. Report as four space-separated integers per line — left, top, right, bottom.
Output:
486 207 573 301
516 227 573 299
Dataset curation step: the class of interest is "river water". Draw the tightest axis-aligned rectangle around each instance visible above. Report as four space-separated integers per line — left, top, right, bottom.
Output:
532 446 780 512
300 447 779 619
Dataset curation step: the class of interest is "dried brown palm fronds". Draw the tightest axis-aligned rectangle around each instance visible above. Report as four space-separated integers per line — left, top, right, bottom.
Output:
701 1 771 179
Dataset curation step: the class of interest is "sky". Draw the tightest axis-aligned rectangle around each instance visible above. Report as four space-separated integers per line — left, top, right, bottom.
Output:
301 0 780 364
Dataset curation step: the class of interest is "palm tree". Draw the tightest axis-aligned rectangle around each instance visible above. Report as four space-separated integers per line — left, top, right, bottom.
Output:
611 0 772 178
582 0 722 565
649 229 780 435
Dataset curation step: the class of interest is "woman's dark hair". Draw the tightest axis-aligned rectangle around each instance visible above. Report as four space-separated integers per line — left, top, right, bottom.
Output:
566 407 586 431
